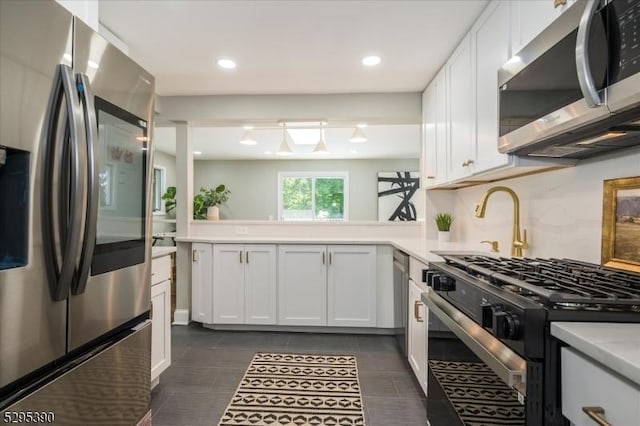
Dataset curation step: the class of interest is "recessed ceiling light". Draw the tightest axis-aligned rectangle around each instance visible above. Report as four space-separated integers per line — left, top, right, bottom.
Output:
362 56 381 66
264 151 272 155
357 123 368 128
193 151 202 155
217 58 236 69
243 125 254 130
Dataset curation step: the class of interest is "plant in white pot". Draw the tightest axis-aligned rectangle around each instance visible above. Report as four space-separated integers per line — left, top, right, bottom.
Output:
193 185 230 220
435 213 454 242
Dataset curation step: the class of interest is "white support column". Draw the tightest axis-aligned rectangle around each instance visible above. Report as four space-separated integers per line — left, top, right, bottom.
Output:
174 123 193 324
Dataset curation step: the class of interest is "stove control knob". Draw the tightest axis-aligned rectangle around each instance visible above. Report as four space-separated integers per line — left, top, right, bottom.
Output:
439 276 456 292
481 304 493 328
493 311 520 340
431 274 442 290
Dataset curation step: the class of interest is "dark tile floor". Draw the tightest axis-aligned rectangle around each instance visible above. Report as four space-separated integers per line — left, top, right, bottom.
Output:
151 324 471 426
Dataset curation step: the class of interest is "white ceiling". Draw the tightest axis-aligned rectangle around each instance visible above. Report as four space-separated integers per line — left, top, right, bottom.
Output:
99 0 488 96
154 124 420 160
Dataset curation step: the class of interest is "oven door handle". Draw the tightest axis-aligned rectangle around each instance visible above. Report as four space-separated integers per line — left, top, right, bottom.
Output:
576 0 603 108
423 290 528 396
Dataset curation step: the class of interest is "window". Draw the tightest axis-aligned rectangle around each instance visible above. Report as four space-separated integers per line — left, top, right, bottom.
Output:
278 172 348 221
152 166 165 213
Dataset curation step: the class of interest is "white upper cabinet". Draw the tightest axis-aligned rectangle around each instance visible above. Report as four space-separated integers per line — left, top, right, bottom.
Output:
191 243 213 324
510 0 577 55
473 1 511 172
420 0 577 188
446 33 475 182
327 245 377 327
422 68 449 188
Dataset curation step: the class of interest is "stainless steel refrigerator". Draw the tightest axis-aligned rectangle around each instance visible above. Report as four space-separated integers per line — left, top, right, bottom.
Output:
0 1 155 423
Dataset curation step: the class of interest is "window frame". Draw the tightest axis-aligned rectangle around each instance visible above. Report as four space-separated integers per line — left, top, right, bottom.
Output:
277 171 349 222
152 165 166 215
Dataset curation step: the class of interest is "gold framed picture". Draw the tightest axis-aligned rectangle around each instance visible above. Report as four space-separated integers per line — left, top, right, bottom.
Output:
601 176 640 273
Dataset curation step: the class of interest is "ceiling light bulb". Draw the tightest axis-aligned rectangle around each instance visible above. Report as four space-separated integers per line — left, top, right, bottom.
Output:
356 123 368 128
362 56 381 66
349 127 367 143
217 58 236 69
239 130 257 145
193 151 202 155
276 126 293 156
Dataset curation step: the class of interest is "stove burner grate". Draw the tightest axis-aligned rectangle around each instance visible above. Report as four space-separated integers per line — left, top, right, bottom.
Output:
443 255 640 310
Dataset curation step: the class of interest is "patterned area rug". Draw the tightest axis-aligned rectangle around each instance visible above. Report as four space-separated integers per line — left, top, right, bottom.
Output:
218 353 366 426
429 360 525 426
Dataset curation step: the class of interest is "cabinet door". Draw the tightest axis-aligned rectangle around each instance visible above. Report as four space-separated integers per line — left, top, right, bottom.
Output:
510 0 576 55
213 244 245 324
327 245 377 327
447 34 475 181
422 85 438 188
408 279 427 396
191 243 213 323
245 244 277 325
434 69 448 185
151 280 171 382
473 1 511 172
278 245 327 326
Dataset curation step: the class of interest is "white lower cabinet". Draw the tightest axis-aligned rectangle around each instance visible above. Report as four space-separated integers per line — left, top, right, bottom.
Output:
151 254 172 384
213 244 277 325
191 243 213 324
561 347 640 426
408 278 427 396
278 245 328 326
278 244 377 327
327 245 377 327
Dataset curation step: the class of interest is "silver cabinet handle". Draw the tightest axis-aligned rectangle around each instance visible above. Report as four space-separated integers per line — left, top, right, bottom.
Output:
240 251 243 263
576 0 603 107
582 406 611 426
329 253 332 265
192 250 198 262
322 252 325 265
414 301 424 322
426 175 435 179
246 251 249 264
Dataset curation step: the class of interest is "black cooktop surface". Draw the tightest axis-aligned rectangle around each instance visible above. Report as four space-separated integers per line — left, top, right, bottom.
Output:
439 255 640 311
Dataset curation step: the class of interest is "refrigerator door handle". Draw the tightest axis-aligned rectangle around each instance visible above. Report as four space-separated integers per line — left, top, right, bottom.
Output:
42 64 87 301
72 73 99 295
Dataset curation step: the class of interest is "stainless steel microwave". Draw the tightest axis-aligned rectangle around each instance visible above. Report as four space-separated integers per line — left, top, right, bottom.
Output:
498 0 640 158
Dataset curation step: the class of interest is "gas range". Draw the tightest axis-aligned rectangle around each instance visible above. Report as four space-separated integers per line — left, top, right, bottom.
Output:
424 254 640 425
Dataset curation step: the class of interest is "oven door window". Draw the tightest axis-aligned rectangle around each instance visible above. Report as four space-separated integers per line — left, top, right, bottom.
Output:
499 9 608 137
91 97 147 275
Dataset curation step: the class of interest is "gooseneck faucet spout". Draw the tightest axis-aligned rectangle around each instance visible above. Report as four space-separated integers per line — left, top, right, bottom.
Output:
475 186 529 257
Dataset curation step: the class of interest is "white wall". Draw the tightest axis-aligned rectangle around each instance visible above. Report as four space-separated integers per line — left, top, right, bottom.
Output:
55 0 98 31
194 158 421 221
434 147 640 262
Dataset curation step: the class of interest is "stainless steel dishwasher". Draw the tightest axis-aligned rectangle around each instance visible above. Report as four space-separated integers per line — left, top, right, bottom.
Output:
393 249 410 356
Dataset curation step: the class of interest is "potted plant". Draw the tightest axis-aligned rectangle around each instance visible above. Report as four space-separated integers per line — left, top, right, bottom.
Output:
435 213 454 242
193 185 230 220
161 186 176 217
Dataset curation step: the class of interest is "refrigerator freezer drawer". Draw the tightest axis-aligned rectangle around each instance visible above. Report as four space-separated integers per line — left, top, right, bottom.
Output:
3 320 151 425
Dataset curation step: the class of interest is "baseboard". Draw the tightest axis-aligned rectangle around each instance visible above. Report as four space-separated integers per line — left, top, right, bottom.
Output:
172 309 190 325
201 323 395 335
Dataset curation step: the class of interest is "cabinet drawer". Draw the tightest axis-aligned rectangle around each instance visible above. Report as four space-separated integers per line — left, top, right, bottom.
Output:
561 347 640 426
152 255 171 285
409 257 428 284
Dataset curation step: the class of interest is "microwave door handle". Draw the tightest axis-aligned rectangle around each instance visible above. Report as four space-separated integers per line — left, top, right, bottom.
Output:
72 73 99 295
59 64 87 299
576 0 604 107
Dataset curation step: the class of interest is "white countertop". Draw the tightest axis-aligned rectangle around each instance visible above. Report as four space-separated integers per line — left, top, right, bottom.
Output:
175 235 490 264
551 322 640 386
151 246 177 258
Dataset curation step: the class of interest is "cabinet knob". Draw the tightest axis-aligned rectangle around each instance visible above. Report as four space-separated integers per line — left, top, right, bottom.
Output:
426 175 435 179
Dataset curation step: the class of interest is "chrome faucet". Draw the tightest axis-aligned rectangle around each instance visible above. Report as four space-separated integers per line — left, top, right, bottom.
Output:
475 186 529 257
